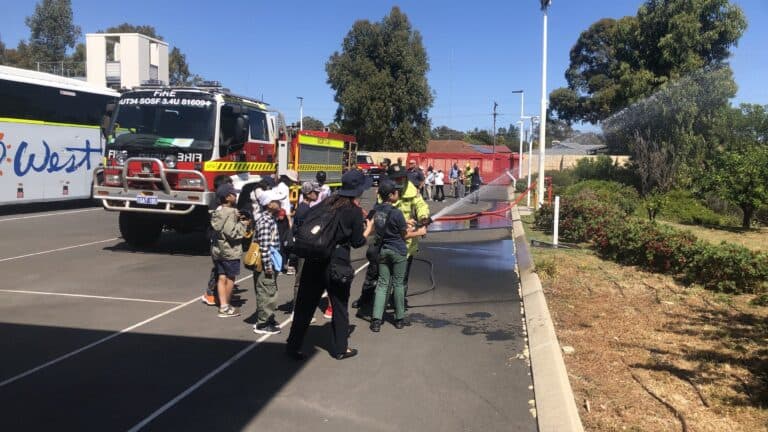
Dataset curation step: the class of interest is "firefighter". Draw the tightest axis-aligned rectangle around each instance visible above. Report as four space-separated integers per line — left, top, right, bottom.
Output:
463 163 473 193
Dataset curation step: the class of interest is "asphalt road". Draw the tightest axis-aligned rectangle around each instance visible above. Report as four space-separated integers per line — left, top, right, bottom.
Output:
0 189 536 432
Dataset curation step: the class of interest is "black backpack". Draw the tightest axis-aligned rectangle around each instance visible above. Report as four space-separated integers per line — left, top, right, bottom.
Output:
290 202 340 259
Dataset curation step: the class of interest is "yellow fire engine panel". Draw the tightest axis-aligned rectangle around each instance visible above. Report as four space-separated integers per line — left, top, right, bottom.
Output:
204 161 276 172
296 163 343 172
298 135 345 149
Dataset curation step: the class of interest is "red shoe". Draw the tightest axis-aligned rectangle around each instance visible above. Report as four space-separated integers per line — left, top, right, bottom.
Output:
201 293 217 306
323 304 333 319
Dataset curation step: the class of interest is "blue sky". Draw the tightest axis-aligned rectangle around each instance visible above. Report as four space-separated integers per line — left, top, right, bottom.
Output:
1 0 766 132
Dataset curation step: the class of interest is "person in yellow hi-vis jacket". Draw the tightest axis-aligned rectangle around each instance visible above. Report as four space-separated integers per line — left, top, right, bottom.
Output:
389 164 431 307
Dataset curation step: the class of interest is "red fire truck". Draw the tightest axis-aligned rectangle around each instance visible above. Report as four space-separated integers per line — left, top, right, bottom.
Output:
93 82 355 247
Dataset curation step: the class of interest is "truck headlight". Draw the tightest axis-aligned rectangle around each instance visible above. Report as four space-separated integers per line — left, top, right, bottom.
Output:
179 178 203 189
164 154 177 168
105 173 122 185
115 150 128 166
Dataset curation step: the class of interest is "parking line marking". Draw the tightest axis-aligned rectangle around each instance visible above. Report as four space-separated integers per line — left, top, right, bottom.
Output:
0 208 100 222
0 238 120 263
0 290 184 305
126 316 294 432
0 273 255 389
127 262 369 431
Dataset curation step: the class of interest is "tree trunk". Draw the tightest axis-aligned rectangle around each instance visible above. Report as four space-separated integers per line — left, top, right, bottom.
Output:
741 205 754 228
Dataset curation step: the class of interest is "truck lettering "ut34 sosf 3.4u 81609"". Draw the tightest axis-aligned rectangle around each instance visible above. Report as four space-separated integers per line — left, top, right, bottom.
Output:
93 82 358 247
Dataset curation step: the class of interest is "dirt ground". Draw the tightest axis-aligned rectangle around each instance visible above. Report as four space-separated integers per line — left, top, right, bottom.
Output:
524 219 768 431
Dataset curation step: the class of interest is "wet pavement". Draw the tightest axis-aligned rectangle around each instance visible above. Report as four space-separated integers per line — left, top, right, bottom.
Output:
0 188 535 431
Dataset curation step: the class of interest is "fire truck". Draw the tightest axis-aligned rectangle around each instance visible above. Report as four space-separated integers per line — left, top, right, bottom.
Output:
93 82 356 247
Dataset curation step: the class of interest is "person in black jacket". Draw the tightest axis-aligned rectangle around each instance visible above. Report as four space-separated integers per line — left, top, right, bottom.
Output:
286 170 374 360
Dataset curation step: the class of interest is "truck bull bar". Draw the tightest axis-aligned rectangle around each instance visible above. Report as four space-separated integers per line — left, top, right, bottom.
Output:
92 157 212 215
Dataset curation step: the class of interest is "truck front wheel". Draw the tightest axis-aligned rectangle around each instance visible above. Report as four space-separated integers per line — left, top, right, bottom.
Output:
119 212 162 247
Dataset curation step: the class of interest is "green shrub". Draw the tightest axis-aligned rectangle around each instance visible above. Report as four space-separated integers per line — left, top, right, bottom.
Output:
563 180 640 215
548 169 578 195
536 194 768 294
684 243 768 294
660 190 725 226
574 156 614 180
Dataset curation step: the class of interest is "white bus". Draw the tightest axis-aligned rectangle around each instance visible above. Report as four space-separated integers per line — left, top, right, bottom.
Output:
0 65 119 205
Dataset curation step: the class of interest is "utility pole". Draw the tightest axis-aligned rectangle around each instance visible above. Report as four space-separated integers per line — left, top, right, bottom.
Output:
297 96 304 130
492 101 498 154
538 0 552 207
512 90 525 178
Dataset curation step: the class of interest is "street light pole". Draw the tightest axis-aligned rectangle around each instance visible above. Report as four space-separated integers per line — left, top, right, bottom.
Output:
492 101 498 154
297 96 304 130
537 0 551 207
512 90 524 178
527 117 538 208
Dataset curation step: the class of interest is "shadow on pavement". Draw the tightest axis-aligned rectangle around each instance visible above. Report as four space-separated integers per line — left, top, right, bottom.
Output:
0 322 309 431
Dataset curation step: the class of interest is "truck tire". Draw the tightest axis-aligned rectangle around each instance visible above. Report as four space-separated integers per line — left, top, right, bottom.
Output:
119 212 162 247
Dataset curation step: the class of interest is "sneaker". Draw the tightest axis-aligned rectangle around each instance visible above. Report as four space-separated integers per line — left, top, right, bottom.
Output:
201 293 217 306
253 323 281 335
285 266 296 275
217 305 240 318
323 305 333 319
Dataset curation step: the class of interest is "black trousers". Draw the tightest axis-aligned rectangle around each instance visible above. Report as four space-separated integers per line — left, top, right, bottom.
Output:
356 243 381 312
435 185 445 201
286 259 351 356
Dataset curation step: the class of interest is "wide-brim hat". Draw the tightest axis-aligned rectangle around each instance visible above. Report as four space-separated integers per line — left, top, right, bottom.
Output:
258 188 287 207
283 170 299 182
338 170 372 197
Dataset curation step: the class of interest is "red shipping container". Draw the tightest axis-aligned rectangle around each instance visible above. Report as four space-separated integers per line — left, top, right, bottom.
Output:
405 152 520 185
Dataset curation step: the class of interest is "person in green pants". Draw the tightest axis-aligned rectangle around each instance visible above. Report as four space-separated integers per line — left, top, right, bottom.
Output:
369 180 428 332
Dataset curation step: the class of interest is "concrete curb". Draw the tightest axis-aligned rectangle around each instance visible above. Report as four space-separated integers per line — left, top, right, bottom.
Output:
512 206 584 432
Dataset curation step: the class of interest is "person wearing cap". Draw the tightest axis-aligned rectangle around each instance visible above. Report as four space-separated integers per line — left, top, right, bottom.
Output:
276 169 299 219
369 180 427 332
299 172 330 207
250 188 286 335
210 183 250 318
202 175 237 306
464 163 473 192
286 170 374 361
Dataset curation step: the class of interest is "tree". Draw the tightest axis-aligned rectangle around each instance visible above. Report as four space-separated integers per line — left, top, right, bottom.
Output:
700 146 768 228
326 7 433 151
0 37 5 64
431 125 465 140
465 128 493 146
301 116 325 131
550 0 746 124
102 23 161 39
25 0 81 64
168 47 191 85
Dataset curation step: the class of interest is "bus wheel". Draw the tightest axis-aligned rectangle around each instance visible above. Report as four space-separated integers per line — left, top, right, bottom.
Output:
119 212 162 247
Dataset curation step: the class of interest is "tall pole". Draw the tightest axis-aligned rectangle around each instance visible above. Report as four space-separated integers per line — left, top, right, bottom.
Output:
537 1 551 207
492 101 498 154
527 118 536 208
512 90 524 178
297 96 304 130
517 120 524 178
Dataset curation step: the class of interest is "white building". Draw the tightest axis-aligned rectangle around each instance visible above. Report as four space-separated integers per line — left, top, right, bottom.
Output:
85 33 169 89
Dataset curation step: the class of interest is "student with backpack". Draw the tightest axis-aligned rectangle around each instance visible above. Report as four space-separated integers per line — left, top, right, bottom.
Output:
369 181 427 332
286 170 374 361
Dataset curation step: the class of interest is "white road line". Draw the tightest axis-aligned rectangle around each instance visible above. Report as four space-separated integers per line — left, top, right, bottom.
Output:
126 316 294 432
0 273 255 389
0 238 119 263
0 208 100 222
127 262 369 431
0 290 183 305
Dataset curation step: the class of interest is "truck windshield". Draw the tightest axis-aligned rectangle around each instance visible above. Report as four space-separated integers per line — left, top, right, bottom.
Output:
357 155 373 164
109 93 215 150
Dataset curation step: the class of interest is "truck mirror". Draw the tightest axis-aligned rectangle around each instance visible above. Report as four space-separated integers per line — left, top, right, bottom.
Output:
100 114 112 139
